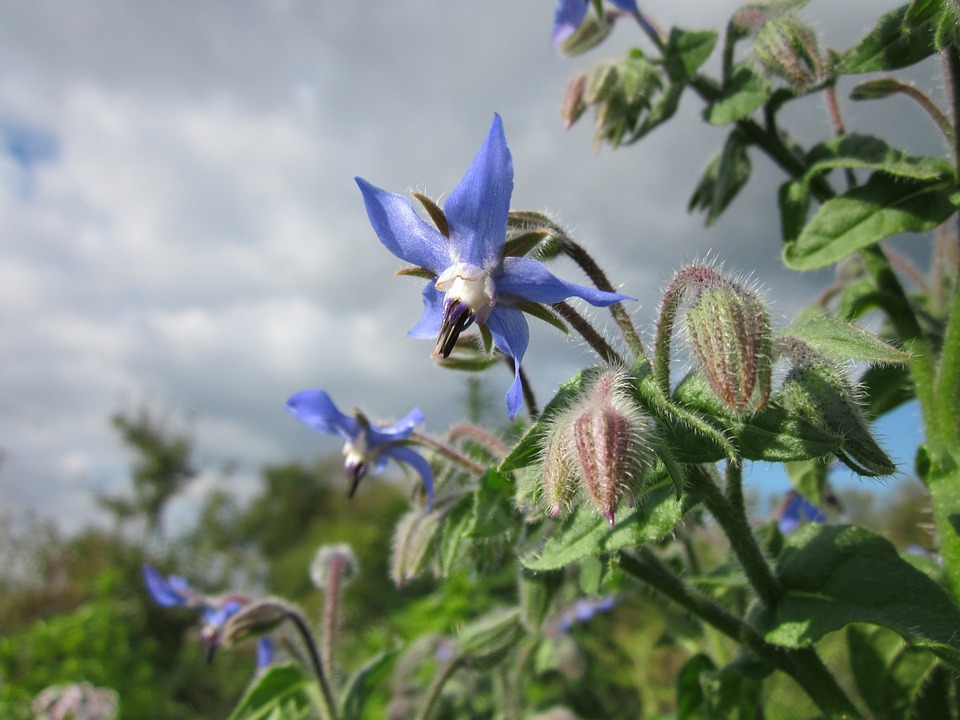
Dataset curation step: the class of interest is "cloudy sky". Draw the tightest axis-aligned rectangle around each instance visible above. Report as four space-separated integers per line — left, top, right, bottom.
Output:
0 1 937 533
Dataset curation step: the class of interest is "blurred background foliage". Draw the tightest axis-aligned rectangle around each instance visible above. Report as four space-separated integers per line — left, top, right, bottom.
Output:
0 403 933 717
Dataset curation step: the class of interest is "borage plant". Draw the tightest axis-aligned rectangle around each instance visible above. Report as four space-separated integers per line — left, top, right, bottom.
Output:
149 2 960 718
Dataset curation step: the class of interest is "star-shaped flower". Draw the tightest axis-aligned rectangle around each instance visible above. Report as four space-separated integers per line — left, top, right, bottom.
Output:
356 114 630 420
286 389 435 504
553 0 639 46
142 564 275 667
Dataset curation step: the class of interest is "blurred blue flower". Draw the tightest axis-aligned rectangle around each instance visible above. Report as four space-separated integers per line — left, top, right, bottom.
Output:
356 114 630 420
776 489 826 534
286 389 435 504
142 564 274 667
552 0 639 46
558 595 617 632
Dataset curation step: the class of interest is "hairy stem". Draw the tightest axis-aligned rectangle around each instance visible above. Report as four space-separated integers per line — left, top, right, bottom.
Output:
286 607 338 720
410 432 486 475
552 301 624 365
414 654 466 720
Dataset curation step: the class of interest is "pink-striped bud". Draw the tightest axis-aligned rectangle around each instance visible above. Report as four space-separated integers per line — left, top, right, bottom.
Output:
567 369 655 527
681 267 772 415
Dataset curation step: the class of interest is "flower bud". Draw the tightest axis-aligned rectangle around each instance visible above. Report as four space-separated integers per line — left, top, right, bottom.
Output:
558 12 615 57
310 543 360 590
540 407 580 518
753 16 824 91
455 608 523 670
222 599 289 647
683 274 772 415
568 369 655 527
778 339 896 477
561 73 588 130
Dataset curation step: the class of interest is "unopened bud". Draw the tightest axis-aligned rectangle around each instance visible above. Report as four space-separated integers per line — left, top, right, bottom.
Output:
222 599 289 646
569 369 655 527
456 608 523 670
753 16 824 91
390 498 460 586
585 62 620 105
558 12 615 57
778 338 895 477
561 73 588 130
540 408 579 518
683 273 772 415
310 543 360 590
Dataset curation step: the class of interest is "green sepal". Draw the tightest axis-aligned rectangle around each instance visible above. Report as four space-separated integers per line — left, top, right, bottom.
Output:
395 265 435 280
503 229 550 257
412 192 449 237
435 352 502 372
478 324 494 355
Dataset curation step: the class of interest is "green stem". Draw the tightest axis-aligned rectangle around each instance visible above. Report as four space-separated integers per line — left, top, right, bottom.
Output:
558 239 647 360
286 608 338 720
410 432 486 476
414 654 466 720
919 443 960 601
690 465 782 608
936 272 960 443
618 549 859 718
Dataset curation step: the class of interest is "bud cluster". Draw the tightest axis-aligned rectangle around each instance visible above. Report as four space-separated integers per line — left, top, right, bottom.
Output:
540 369 655 527
752 15 825 91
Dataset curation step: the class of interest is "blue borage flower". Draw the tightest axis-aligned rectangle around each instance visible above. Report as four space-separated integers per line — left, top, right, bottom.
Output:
142 564 275 667
356 114 630 420
775 489 826 534
286 389 435 505
553 0 639 46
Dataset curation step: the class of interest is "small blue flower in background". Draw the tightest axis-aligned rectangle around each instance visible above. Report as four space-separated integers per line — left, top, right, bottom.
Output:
558 595 617 632
356 114 630 420
286 389 435 505
143 564 274 667
552 0 639 46
776 489 826 534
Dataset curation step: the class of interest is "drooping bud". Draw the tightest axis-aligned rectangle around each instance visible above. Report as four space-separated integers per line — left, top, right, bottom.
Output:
221 599 289 647
753 15 824 91
777 338 896 477
540 407 580 518
561 73 588 130
682 271 773 415
557 12 615 57
568 369 655 526
310 543 360 590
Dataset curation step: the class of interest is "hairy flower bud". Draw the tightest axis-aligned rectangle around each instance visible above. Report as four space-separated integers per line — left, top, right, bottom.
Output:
683 275 773 415
558 12 615 57
568 369 655 526
561 72 588 130
753 16 824 91
540 408 580 518
310 543 360 590
222 599 289 646
778 338 895 477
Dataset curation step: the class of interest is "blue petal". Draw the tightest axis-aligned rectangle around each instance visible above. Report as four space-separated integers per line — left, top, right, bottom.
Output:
444 114 513 270
552 0 588 45
498 256 632 307
407 283 444 339
257 637 275 668
610 0 639 13
485 306 530 421
367 407 424 448
387 444 436 507
143 564 190 607
287 390 360 442
356 177 450 273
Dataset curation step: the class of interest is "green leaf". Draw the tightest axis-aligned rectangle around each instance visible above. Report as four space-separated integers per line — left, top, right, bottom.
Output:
759 524 960 669
847 625 939 720
340 649 398 720
780 315 910 365
467 469 515 539
456 608 523 670
785 458 829 507
630 81 684 142
227 663 316 720
688 130 752 225
859 362 915 416
521 481 693 571
783 173 958 271
664 28 719 82
704 63 771 125
778 179 810 243
837 4 937 74
804 133 953 183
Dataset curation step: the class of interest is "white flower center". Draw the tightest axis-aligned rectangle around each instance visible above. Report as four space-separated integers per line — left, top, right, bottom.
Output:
435 262 497 323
